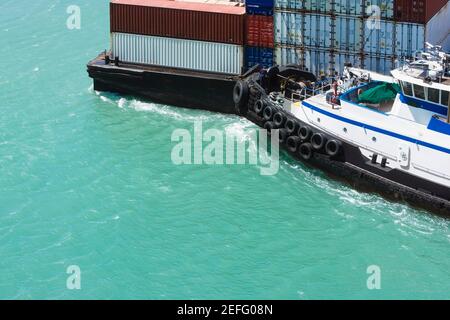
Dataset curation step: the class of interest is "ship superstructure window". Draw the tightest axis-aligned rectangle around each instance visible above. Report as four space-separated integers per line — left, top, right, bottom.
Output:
401 81 413 96
428 87 440 104
413 84 426 100
442 90 449 107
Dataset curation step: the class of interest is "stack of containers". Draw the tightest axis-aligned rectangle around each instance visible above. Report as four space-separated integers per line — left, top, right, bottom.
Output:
244 0 275 70
109 0 246 75
274 0 450 76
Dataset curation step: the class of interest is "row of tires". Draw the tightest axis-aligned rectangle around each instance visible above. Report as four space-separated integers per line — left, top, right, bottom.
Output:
253 99 343 161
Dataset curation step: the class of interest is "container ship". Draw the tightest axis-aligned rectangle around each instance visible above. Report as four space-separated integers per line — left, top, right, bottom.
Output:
234 45 450 215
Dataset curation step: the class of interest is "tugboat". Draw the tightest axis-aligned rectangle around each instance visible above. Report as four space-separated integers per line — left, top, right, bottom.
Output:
233 45 450 216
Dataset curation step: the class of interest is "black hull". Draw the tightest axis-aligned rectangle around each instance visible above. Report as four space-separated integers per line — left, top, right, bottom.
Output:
87 56 238 114
240 78 450 217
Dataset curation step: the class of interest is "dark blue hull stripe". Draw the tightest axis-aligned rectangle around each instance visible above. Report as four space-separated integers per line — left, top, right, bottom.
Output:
302 101 450 155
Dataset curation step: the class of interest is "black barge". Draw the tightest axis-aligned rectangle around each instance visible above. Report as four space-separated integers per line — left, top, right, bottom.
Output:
87 53 240 114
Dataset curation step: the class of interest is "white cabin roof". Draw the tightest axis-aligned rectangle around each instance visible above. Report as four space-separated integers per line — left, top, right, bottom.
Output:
391 68 450 92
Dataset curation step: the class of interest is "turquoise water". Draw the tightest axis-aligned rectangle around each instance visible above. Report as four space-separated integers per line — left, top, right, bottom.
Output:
1 0 450 300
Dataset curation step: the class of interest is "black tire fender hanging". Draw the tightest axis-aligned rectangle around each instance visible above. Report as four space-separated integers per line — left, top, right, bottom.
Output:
285 119 299 134
273 112 286 127
233 80 249 114
263 105 274 121
325 139 342 157
311 133 328 151
254 99 265 115
286 136 301 153
298 125 312 141
299 143 314 161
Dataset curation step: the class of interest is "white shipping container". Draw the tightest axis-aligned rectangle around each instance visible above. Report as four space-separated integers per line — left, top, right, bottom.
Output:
111 33 244 75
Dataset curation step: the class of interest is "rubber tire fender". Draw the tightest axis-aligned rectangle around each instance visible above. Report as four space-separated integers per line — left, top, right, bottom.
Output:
285 119 299 135
286 136 301 153
263 105 275 121
254 99 265 115
233 80 249 114
298 125 312 141
299 143 314 161
273 112 286 127
311 133 328 151
325 139 342 157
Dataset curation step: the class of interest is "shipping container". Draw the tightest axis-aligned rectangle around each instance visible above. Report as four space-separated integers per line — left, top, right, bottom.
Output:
246 15 275 48
274 46 331 74
364 0 395 19
363 54 397 74
361 18 396 55
335 16 364 52
275 45 399 75
275 10 430 56
111 33 244 75
110 0 246 45
394 22 425 57
394 0 448 24
274 11 304 46
246 0 274 15
275 0 394 18
274 0 447 22
245 46 275 69
274 12 332 48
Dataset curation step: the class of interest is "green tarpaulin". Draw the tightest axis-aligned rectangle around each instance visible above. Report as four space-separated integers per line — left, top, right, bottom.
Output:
357 82 401 104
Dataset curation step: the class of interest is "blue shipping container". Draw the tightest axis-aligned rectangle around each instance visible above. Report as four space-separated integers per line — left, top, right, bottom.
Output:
245 46 274 70
246 0 274 16
246 0 274 7
246 6 274 16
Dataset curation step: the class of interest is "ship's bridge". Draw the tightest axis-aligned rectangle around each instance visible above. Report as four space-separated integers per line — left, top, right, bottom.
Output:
391 60 450 121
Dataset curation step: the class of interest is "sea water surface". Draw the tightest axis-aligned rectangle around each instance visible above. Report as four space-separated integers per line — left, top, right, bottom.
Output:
1 0 449 300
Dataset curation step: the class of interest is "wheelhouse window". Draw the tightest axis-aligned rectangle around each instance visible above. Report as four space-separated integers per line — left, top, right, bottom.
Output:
442 90 449 107
428 87 440 104
413 84 426 100
401 81 413 96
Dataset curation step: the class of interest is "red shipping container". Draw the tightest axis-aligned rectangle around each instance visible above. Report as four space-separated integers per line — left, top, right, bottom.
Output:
394 0 448 24
245 14 274 48
110 0 246 45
